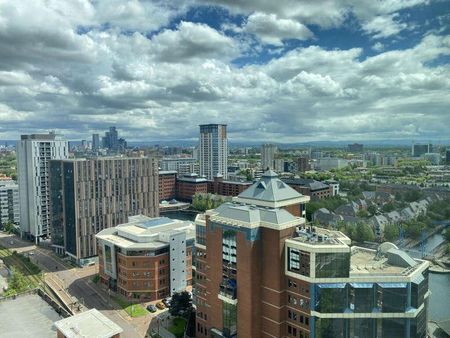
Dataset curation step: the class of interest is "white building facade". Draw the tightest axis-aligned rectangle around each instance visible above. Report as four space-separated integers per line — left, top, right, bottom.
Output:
199 124 228 179
261 143 277 170
17 133 68 241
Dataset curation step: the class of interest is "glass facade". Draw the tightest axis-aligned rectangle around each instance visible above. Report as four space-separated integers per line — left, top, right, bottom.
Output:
222 301 237 337
49 161 64 246
315 252 350 278
63 162 76 255
316 285 347 313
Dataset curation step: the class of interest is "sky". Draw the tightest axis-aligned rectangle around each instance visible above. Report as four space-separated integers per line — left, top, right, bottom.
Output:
0 0 449 143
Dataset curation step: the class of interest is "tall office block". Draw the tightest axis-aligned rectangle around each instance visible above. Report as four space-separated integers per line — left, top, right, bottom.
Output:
17 133 68 241
199 124 228 179
194 171 428 338
49 157 159 263
412 143 431 157
446 149 450 165
92 133 100 150
261 144 277 170
0 180 20 227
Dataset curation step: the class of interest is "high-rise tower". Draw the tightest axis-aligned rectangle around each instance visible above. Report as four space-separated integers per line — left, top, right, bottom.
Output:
199 124 228 179
17 132 68 242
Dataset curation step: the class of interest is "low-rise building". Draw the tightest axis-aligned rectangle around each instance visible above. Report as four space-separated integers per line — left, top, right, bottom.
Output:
283 178 332 200
54 308 123 338
96 215 194 301
176 174 208 202
207 174 252 197
159 171 177 201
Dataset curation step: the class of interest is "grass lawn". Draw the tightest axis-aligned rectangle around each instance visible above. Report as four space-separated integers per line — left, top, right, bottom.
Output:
0 246 42 290
168 317 187 338
112 296 148 318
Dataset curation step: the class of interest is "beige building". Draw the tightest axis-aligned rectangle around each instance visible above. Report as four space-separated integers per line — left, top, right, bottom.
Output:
49 157 159 264
54 308 123 338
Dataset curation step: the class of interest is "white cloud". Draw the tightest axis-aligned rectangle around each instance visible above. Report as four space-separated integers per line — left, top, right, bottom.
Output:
0 1 449 143
362 14 408 39
244 12 313 46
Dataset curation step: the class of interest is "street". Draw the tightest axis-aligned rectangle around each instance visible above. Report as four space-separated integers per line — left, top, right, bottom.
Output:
0 232 155 338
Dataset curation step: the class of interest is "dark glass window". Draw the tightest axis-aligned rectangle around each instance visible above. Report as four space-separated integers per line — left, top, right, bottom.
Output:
222 301 237 337
315 252 350 278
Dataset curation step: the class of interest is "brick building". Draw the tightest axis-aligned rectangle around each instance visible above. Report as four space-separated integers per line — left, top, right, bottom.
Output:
176 174 208 202
159 170 177 201
207 174 252 197
283 178 332 200
194 171 429 338
96 215 194 301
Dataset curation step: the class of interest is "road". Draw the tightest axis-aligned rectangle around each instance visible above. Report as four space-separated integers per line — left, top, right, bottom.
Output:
0 232 150 338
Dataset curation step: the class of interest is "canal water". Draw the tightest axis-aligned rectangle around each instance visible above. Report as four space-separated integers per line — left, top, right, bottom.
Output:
162 210 450 321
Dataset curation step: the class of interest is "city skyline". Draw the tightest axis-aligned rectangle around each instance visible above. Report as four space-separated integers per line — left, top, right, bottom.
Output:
0 1 449 143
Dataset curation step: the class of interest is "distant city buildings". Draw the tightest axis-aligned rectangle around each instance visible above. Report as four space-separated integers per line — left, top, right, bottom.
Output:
348 143 363 152
49 157 159 263
96 215 194 300
261 143 277 170
412 143 432 157
447 149 450 165
315 157 349 171
92 133 100 151
199 124 228 179
194 171 429 338
296 156 311 173
160 157 199 176
102 127 127 153
424 152 441 165
17 132 69 242
0 180 19 227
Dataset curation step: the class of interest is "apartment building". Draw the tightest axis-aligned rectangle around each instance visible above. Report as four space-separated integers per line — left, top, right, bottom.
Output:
96 215 194 301
194 170 428 338
49 157 159 263
199 124 228 179
0 180 19 227
176 174 208 202
17 133 69 241
159 171 177 201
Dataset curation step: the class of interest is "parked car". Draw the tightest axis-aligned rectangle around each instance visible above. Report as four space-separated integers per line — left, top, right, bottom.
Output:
156 301 165 310
146 304 157 313
162 297 171 307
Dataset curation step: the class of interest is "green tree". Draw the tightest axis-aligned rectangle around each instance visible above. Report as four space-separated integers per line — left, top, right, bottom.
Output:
356 210 370 218
8 267 29 293
367 205 377 216
384 223 400 242
169 291 193 318
382 202 396 213
405 221 424 240
354 223 375 242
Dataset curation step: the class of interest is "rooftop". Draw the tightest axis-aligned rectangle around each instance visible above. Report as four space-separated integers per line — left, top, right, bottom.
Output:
212 202 302 227
96 215 195 250
236 170 309 207
54 309 123 338
349 246 424 277
291 226 351 246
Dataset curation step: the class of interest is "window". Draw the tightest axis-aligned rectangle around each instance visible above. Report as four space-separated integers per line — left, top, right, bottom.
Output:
315 252 350 278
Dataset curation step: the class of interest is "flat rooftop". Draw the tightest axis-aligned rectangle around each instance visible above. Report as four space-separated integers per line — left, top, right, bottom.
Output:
54 308 123 338
291 227 351 246
350 248 405 276
96 215 195 250
0 294 61 338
